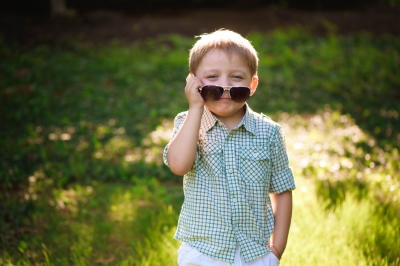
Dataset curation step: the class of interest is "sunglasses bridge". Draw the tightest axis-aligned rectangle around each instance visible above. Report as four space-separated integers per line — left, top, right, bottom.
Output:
199 85 252 99
221 86 242 98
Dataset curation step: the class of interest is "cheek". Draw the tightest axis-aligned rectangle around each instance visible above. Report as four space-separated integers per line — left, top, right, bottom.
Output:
204 101 220 109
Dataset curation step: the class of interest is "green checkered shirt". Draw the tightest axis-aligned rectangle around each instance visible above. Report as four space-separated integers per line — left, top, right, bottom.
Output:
163 104 296 263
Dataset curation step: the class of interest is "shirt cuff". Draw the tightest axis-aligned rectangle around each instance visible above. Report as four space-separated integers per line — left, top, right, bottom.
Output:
269 167 296 194
163 144 170 167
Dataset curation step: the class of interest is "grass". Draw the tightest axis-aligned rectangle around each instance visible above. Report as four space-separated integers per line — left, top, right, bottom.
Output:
0 179 182 265
281 110 400 265
1 111 399 265
1 28 399 265
286 178 398 266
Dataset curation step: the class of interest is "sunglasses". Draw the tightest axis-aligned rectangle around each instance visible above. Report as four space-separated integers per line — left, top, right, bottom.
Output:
198 85 252 103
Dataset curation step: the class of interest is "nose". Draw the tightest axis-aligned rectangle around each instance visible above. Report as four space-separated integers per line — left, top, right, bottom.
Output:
221 88 230 98
219 78 232 98
216 74 234 98
219 76 231 87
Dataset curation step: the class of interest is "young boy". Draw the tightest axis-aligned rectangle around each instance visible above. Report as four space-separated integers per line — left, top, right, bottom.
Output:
163 29 296 266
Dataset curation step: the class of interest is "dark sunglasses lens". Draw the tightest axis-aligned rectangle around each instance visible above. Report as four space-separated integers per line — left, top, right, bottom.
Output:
200 85 223 101
230 87 250 102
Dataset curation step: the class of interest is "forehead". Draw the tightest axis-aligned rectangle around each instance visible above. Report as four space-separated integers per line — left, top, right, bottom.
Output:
196 49 250 73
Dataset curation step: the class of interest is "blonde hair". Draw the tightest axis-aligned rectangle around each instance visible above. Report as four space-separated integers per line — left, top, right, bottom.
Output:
189 29 259 77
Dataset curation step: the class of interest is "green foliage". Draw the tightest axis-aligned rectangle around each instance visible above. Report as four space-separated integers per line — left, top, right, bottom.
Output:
1 29 399 264
279 108 400 264
247 29 400 148
1 34 191 187
0 178 182 265
285 178 400 266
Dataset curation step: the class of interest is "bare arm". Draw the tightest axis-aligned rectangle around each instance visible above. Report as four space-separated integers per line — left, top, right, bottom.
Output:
270 190 293 259
167 74 204 175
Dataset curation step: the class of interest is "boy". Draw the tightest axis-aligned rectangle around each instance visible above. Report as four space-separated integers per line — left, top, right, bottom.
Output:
163 29 296 266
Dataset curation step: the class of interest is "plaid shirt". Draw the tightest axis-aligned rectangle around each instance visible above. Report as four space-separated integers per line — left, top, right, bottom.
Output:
163 104 296 263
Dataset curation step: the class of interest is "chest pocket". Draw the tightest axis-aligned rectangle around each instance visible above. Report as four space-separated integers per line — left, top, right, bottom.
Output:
240 146 270 184
200 142 223 175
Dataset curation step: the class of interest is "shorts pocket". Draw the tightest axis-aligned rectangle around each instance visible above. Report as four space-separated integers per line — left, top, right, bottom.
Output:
240 146 270 184
269 251 280 263
248 252 280 266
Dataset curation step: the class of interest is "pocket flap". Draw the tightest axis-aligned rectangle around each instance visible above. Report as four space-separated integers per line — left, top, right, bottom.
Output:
240 146 269 160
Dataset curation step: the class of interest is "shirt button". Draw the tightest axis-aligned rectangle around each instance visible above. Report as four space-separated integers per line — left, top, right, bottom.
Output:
232 198 237 203
228 169 233 174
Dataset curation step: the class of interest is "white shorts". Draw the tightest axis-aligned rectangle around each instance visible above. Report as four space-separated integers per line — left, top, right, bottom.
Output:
177 243 280 266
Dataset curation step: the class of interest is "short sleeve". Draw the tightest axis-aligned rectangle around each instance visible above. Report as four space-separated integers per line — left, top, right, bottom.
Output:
269 124 296 193
163 112 187 167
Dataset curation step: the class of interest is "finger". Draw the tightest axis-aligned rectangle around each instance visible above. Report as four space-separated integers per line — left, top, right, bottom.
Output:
186 73 194 82
186 77 201 89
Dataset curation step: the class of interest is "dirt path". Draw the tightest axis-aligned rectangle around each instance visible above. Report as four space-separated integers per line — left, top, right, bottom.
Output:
1 5 399 46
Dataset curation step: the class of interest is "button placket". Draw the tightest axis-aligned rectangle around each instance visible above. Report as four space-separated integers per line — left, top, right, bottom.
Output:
223 134 241 233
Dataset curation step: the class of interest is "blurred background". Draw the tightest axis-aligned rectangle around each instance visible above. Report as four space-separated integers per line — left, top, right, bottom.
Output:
1 1 399 265
1 0 400 45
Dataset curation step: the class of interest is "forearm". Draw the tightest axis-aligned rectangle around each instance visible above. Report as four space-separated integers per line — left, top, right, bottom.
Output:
167 107 203 175
270 190 293 258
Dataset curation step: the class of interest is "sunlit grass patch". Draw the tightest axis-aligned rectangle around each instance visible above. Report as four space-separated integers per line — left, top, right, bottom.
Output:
279 107 400 265
279 105 399 206
0 179 182 265
285 177 400 266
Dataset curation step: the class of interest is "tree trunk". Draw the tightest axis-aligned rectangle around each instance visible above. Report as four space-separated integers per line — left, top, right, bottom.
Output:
51 0 67 17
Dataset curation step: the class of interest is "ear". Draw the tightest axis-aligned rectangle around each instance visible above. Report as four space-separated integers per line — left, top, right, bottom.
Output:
249 76 259 96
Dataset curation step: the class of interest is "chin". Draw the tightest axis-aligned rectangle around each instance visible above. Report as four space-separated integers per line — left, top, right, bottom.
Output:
206 103 245 117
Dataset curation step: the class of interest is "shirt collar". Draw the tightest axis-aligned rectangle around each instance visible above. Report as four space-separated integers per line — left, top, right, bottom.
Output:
242 104 257 135
200 107 218 134
200 103 257 136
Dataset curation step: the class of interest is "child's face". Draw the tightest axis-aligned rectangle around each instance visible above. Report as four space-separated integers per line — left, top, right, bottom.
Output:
195 49 258 121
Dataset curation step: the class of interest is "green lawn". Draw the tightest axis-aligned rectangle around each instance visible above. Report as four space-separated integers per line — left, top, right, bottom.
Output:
1 29 399 265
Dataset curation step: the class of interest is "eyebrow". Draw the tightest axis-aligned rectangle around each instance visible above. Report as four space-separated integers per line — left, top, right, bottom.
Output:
202 68 248 73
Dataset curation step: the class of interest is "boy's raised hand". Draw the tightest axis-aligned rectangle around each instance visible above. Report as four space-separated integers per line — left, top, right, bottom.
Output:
167 74 204 176
185 73 204 109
